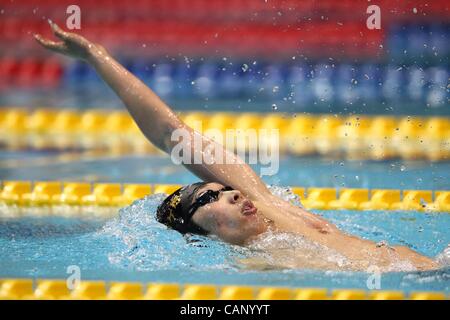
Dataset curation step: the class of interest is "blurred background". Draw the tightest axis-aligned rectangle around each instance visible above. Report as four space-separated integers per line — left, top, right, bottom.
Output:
0 0 449 189
2 1 450 293
0 0 448 115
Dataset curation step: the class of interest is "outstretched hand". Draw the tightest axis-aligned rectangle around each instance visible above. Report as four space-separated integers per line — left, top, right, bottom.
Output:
34 20 102 62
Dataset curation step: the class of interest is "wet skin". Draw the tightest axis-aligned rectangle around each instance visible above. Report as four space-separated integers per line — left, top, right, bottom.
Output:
190 183 437 271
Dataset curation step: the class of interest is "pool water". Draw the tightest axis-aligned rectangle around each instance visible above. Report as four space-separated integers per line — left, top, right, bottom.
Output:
0 191 449 292
0 150 449 292
1 150 449 190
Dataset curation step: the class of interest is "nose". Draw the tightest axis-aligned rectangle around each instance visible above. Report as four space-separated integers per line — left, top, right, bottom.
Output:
225 189 241 204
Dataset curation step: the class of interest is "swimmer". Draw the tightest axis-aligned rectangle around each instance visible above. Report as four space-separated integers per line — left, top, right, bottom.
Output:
35 21 439 272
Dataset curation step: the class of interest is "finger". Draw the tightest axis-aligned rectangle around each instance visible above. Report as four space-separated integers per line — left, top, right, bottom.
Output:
48 19 70 41
34 33 54 46
34 34 67 53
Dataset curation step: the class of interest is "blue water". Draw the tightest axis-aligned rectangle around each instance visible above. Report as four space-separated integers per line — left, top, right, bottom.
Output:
1 150 449 292
0 192 449 292
0 151 449 190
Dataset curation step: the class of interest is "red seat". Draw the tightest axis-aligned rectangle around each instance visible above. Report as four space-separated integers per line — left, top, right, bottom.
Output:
40 60 63 88
15 58 42 87
0 58 19 87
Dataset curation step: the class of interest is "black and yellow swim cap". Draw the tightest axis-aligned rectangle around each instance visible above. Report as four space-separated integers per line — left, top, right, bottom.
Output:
156 182 209 235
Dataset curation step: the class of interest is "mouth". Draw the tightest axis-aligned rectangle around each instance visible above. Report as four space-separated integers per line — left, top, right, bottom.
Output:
241 200 257 216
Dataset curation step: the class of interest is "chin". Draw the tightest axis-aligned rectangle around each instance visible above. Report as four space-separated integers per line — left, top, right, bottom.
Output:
243 226 265 242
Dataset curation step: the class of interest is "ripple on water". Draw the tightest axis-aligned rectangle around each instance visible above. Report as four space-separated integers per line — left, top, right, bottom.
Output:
99 185 306 272
98 193 248 271
97 185 449 276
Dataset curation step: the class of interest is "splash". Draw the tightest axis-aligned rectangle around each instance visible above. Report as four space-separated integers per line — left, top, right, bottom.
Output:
97 185 446 273
267 184 304 207
98 193 247 271
245 231 351 270
98 185 308 272
435 244 450 267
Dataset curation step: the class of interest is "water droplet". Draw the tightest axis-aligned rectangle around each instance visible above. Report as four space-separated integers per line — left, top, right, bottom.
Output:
272 86 279 93
400 165 406 171
271 103 278 110
241 63 249 72
412 7 417 14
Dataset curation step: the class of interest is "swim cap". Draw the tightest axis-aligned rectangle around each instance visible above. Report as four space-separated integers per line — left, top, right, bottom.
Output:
156 182 209 235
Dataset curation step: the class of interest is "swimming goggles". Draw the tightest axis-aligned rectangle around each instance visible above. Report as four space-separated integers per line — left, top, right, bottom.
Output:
187 186 234 218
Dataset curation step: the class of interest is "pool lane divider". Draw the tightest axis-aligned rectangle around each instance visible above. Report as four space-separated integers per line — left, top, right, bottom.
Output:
0 108 449 161
0 181 449 214
0 278 447 300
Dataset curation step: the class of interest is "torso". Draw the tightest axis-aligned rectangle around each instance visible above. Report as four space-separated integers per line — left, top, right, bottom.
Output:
248 196 438 272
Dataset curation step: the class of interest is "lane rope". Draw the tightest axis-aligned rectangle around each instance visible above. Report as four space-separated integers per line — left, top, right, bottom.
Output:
0 108 449 160
0 181 449 214
0 278 447 300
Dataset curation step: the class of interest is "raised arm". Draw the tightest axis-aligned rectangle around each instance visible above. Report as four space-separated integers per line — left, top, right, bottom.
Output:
35 21 271 201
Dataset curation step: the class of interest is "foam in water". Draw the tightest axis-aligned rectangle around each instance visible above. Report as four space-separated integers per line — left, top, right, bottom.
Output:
99 193 248 271
436 245 450 266
244 231 351 270
99 185 354 271
99 185 308 271
98 185 447 273
267 184 304 207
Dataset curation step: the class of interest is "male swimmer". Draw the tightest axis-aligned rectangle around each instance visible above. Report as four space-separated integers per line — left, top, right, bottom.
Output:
35 21 439 272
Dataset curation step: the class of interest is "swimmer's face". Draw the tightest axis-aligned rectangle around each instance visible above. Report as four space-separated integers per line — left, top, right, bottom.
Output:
190 183 267 245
